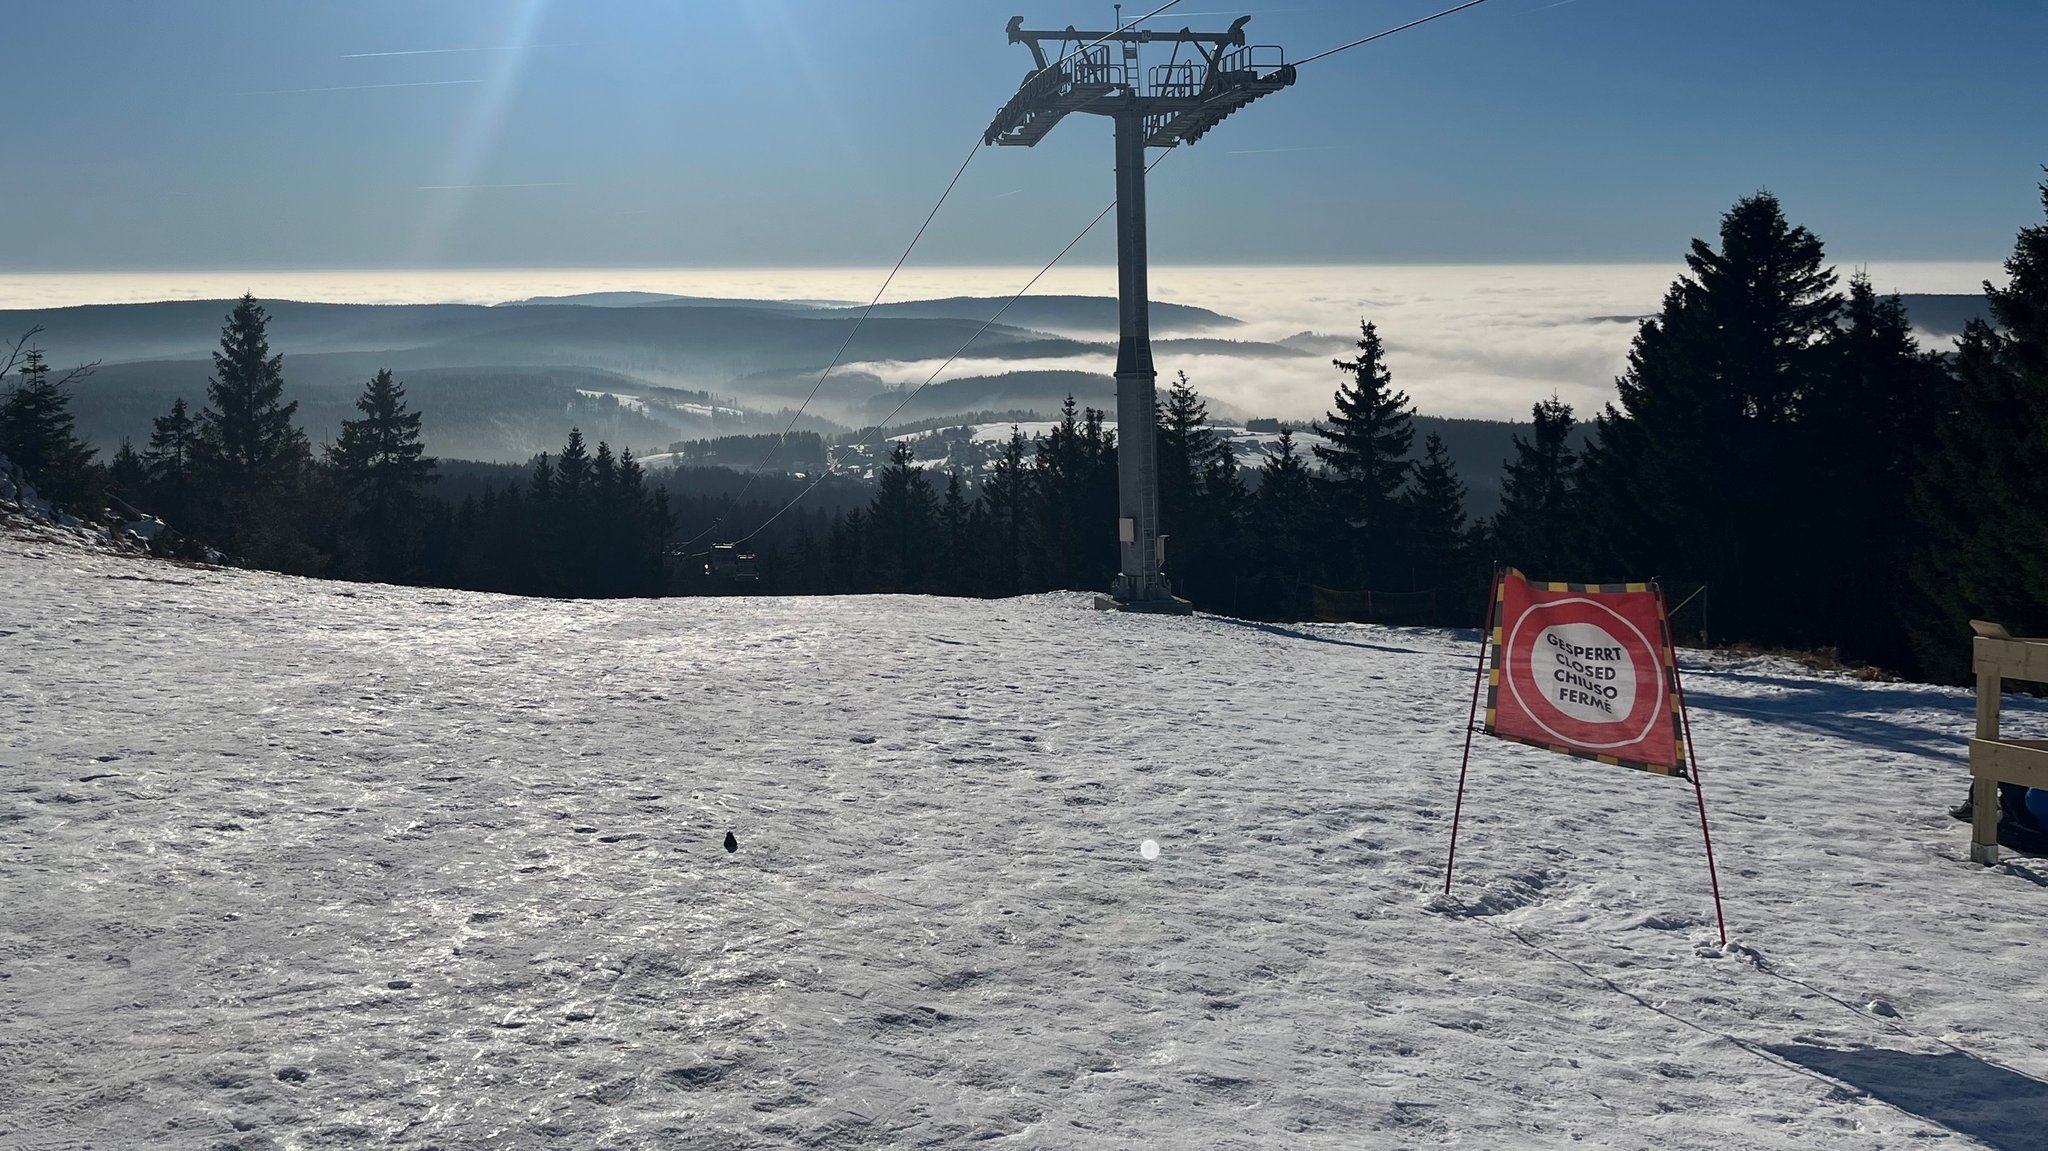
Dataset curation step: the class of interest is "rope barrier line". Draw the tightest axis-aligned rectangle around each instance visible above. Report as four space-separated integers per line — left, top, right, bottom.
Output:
728 148 1178 547
1469 916 2036 1133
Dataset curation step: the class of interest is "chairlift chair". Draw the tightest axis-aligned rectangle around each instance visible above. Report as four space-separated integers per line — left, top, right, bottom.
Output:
706 542 761 582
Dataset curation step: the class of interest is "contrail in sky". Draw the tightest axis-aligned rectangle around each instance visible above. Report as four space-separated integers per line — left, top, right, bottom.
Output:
417 182 565 190
1223 144 1352 155
244 79 483 95
341 44 568 59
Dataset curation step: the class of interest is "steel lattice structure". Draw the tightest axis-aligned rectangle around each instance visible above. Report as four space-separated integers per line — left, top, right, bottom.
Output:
986 13 1294 610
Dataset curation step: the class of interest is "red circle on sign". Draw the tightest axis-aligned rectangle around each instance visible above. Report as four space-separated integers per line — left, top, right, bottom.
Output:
1502 596 1663 751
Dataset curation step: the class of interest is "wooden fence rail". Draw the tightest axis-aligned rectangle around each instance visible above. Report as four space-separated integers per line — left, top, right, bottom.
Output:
1968 620 2048 865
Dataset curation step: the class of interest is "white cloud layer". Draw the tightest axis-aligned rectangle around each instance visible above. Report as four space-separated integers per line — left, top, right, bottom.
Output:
0 262 1999 421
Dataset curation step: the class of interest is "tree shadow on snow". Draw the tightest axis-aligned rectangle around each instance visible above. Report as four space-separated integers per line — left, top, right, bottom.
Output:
1678 674 1989 763
1204 616 1433 656
1765 1045 2048 1148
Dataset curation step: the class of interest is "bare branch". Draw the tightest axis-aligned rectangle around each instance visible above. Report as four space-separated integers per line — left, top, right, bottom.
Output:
2 325 45 380
52 360 101 390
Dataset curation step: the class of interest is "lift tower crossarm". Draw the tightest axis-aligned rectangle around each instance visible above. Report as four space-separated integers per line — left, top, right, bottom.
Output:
985 13 1293 611
1007 16 1251 49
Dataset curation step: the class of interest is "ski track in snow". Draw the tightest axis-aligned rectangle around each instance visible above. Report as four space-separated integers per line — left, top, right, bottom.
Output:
4 523 2048 1149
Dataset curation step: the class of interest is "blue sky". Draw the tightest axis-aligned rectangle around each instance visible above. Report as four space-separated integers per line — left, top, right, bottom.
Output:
4 0 2043 271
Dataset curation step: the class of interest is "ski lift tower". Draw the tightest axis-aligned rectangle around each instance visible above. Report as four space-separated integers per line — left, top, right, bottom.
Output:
985 10 1294 611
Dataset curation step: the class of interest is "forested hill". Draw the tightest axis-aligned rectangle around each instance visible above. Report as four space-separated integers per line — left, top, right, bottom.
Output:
818 295 1239 333
1896 293 1995 337
0 298 1063 373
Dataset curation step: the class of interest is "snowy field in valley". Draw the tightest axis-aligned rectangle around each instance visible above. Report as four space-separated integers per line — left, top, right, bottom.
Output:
5 522 2048 1149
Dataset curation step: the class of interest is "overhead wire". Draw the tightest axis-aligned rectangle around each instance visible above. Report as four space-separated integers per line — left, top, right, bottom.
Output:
720 0 1509 548
1294 0 1494 66
671 138 978 550
728 148 1179 547
674 0 1188 551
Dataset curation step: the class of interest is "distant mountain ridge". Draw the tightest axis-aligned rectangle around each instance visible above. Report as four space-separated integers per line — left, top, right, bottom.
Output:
497 291 839 311
16 286 1976 477
1896 293 1993 337
824 294 1239 334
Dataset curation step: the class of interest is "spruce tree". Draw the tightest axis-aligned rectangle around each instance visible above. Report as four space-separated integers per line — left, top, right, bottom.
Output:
327 368 437 579
1405 432 1474 620
555 429 592 506
978 429 1030 595
938 470 970 596
1252 427 1315 616
1311 320 1415 586
1911 175 2048 678
191 295 317 566
829 508 871 592
1081 405 1119 591
1491 397 1579 579
1159 371 1227 531
790 525 823 594
1802 276 1946 665
524 451 558 594
1030 397 1098 591
868 440 939 592
585 440 621 594
1579 193 1841 643
1155 372 1243 607
108 440 148 505
0 346 101 510
194 295 309 495
600 445 661 597
144 397 199 523
528 451 554 503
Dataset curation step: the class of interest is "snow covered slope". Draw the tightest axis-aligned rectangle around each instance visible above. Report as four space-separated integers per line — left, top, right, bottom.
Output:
4 527 2048 1150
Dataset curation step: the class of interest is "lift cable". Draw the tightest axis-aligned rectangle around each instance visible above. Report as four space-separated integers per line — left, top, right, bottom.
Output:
728 149 1177 547
1039 0 1188 76
673 137 980 549
693 3 1500 554
673 0 1189 551
1294 0 1494 67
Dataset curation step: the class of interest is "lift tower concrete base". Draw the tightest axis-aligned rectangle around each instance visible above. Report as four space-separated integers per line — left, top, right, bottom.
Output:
986 13 1293 611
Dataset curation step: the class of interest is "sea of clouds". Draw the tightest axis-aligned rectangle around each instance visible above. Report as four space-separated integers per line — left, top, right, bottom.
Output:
0 262 1999 422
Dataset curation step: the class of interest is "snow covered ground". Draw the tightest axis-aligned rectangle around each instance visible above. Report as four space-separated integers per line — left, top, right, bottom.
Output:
5 525 2048 1149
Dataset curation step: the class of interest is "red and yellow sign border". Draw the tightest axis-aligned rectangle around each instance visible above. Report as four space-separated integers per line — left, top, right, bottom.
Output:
1480 569 1689 778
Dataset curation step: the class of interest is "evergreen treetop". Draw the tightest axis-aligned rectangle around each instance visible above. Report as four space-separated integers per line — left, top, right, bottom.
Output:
327 368 437 520
1492 397 1579 577
1407 432 1468 544
1909 176 2048 676
196 294 308 490
0 344 100 506
555 429 592 503
1312 320 1415 524
145 398 197 483
867 439 939 592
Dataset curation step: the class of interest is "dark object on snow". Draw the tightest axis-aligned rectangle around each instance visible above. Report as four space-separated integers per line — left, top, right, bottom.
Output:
1960 784 2048 854
1951 783 2034 824
2009 788 2048 855
2002 814 2048 856
723 831 737 853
